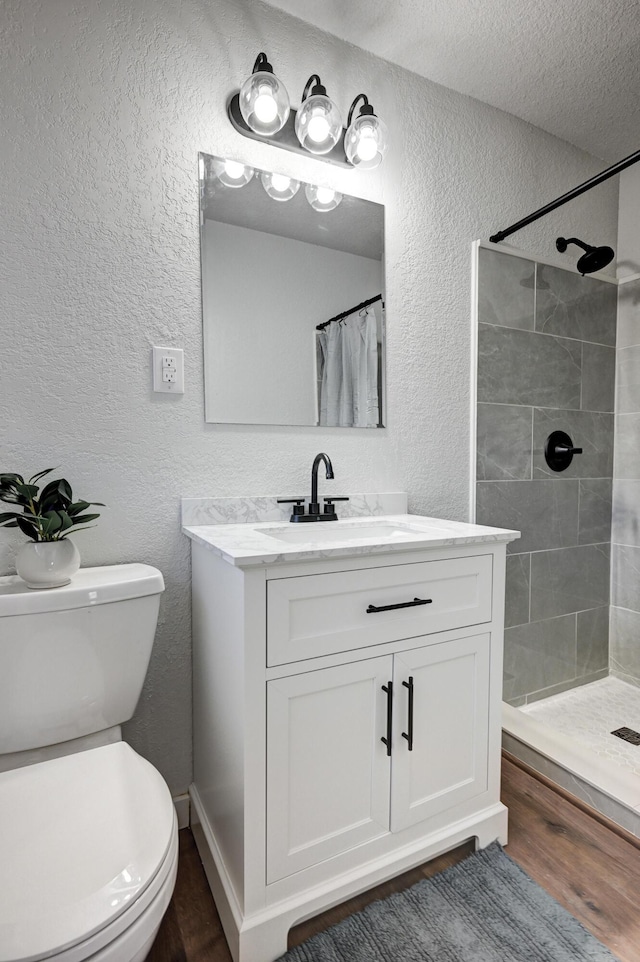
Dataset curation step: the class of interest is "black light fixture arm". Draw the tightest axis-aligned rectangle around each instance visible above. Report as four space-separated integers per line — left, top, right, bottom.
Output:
348 94 371 126
302 74 324 100
489 146 640 244
252 52 272 73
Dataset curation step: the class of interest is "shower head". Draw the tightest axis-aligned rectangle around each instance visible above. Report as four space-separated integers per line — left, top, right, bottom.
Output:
555 237 615 275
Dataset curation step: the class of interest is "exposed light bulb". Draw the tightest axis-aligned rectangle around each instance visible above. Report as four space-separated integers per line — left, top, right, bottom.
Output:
316 187 336 205
211 157 254 188
238 54 290 135
224 160 248 181
260 170 300 201
271 173 292 192
345 95 389 169
355 125 378 162
295 76 342 154
254 85 278 124
305 183 342 212
307 113 331 144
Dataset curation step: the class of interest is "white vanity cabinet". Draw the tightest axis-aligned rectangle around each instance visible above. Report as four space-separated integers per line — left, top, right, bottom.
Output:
187 522 515 962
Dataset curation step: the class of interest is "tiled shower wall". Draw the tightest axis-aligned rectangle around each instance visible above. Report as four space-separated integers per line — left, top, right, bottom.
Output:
475 247 617 705
611 276 640 687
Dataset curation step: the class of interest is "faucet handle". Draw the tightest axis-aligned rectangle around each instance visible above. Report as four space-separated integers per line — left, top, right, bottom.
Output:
323 496 349 517
277 498 306 519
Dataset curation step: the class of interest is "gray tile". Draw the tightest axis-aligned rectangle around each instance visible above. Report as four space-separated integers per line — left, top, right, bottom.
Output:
612 544 640 612
505 553 530 628
578 479 612 545
525 669 608 704
530 543 610 620
616 278 640 349
576 606 609 675
476 480 578 554
478 248 535 330
535 265 617 346
533 408 613 480
616 345 640 414
612 479 640 546
477 324 582 409
610 606 640 684
581 342 615 412
476 403 532 480
503 614 576 700
613 415 640 479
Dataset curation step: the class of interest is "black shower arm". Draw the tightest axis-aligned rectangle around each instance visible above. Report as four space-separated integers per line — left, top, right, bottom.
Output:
489 146 640 245
561 237 590 253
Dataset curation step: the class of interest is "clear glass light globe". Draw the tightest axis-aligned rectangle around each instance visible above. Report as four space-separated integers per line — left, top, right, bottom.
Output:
211 158 254 188
261 171 300 202
345 114 389 169
295 95 342 154
305 184 342 212
239 70 290 136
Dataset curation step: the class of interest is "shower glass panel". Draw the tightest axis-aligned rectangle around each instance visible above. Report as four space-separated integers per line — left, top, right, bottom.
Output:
474 246 617 705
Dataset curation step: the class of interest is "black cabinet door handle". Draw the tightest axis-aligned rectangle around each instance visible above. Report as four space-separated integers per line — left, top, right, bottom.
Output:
401 676 414 751
367 597 432 614
381 681 393 756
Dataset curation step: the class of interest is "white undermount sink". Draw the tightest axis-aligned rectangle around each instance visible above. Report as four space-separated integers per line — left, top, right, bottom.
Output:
260 520 427 544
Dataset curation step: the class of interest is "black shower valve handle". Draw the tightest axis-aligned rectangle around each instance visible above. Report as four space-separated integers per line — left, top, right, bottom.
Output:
544 431 582 472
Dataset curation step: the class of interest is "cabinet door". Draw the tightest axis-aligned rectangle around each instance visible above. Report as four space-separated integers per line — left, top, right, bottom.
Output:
267 656 393 883
390 633 490 833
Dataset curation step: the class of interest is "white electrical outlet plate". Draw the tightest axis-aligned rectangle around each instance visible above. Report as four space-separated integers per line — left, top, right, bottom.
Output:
153 346 184 394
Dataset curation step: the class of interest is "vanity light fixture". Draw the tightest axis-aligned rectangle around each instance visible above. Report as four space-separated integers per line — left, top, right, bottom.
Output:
227 54 388 169
260 171 300 201
294 75 343 155
239 53 290 136
211 157 254 188
305 184 342 212
344 94 388 170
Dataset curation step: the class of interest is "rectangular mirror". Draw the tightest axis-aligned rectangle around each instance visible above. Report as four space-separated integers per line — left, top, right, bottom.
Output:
199 153 386 427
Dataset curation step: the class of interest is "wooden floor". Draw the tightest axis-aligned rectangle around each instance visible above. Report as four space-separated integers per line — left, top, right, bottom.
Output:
147 754 640 961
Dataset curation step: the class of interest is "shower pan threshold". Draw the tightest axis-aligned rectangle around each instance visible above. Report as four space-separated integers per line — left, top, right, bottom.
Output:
503 680 640 839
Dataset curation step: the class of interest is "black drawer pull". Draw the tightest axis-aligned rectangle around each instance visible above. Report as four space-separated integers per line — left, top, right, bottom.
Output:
381 681 393 756
366 597 432 614
402 676 414 751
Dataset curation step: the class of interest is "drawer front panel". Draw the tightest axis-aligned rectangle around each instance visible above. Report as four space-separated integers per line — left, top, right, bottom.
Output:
267 555 492 666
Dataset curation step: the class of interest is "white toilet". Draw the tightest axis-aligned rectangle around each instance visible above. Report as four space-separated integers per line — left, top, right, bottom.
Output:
0 563 179 962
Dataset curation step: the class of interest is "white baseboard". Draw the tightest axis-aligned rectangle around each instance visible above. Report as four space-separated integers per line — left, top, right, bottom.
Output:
173 792 190 829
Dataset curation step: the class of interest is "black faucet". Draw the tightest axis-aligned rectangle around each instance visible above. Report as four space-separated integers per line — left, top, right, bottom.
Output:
309 452 334 517
277 453 349 522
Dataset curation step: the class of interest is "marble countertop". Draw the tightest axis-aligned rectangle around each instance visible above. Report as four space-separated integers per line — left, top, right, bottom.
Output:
182 514 520 567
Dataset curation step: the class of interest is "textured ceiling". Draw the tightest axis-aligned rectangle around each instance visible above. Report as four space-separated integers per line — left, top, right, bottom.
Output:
260 0 640 162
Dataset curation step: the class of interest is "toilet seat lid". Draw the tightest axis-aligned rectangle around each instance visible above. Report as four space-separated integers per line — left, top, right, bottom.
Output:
0 742 175 962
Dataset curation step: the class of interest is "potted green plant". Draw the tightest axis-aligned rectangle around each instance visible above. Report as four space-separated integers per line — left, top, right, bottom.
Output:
0 469 103 588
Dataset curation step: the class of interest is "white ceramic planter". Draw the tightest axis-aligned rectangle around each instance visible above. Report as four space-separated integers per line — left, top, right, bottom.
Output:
16 540 80 589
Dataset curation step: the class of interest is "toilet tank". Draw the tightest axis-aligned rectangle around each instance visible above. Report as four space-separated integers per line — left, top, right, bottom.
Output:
0 564 165 754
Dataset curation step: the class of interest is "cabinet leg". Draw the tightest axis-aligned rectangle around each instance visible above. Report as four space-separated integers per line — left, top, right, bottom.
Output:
474 804 508 850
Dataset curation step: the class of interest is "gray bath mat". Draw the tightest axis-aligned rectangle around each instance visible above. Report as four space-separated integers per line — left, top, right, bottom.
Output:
279 842 617 961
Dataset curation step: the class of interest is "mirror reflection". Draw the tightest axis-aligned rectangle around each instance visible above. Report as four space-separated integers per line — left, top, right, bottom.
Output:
199 153 386 427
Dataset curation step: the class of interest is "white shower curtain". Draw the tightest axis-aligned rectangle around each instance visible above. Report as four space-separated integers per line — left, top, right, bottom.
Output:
317 306 380 427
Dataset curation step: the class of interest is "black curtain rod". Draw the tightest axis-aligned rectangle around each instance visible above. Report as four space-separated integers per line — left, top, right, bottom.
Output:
489 146 640 245
316 294 383 331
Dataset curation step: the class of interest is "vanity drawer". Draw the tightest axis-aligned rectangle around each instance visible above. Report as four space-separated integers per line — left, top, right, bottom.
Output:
267 555 492 665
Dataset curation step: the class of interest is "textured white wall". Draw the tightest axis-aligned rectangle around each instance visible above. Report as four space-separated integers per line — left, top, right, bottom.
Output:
0 0 619 794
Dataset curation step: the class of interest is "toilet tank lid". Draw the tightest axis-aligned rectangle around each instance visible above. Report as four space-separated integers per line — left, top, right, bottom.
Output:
0 563 164 617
